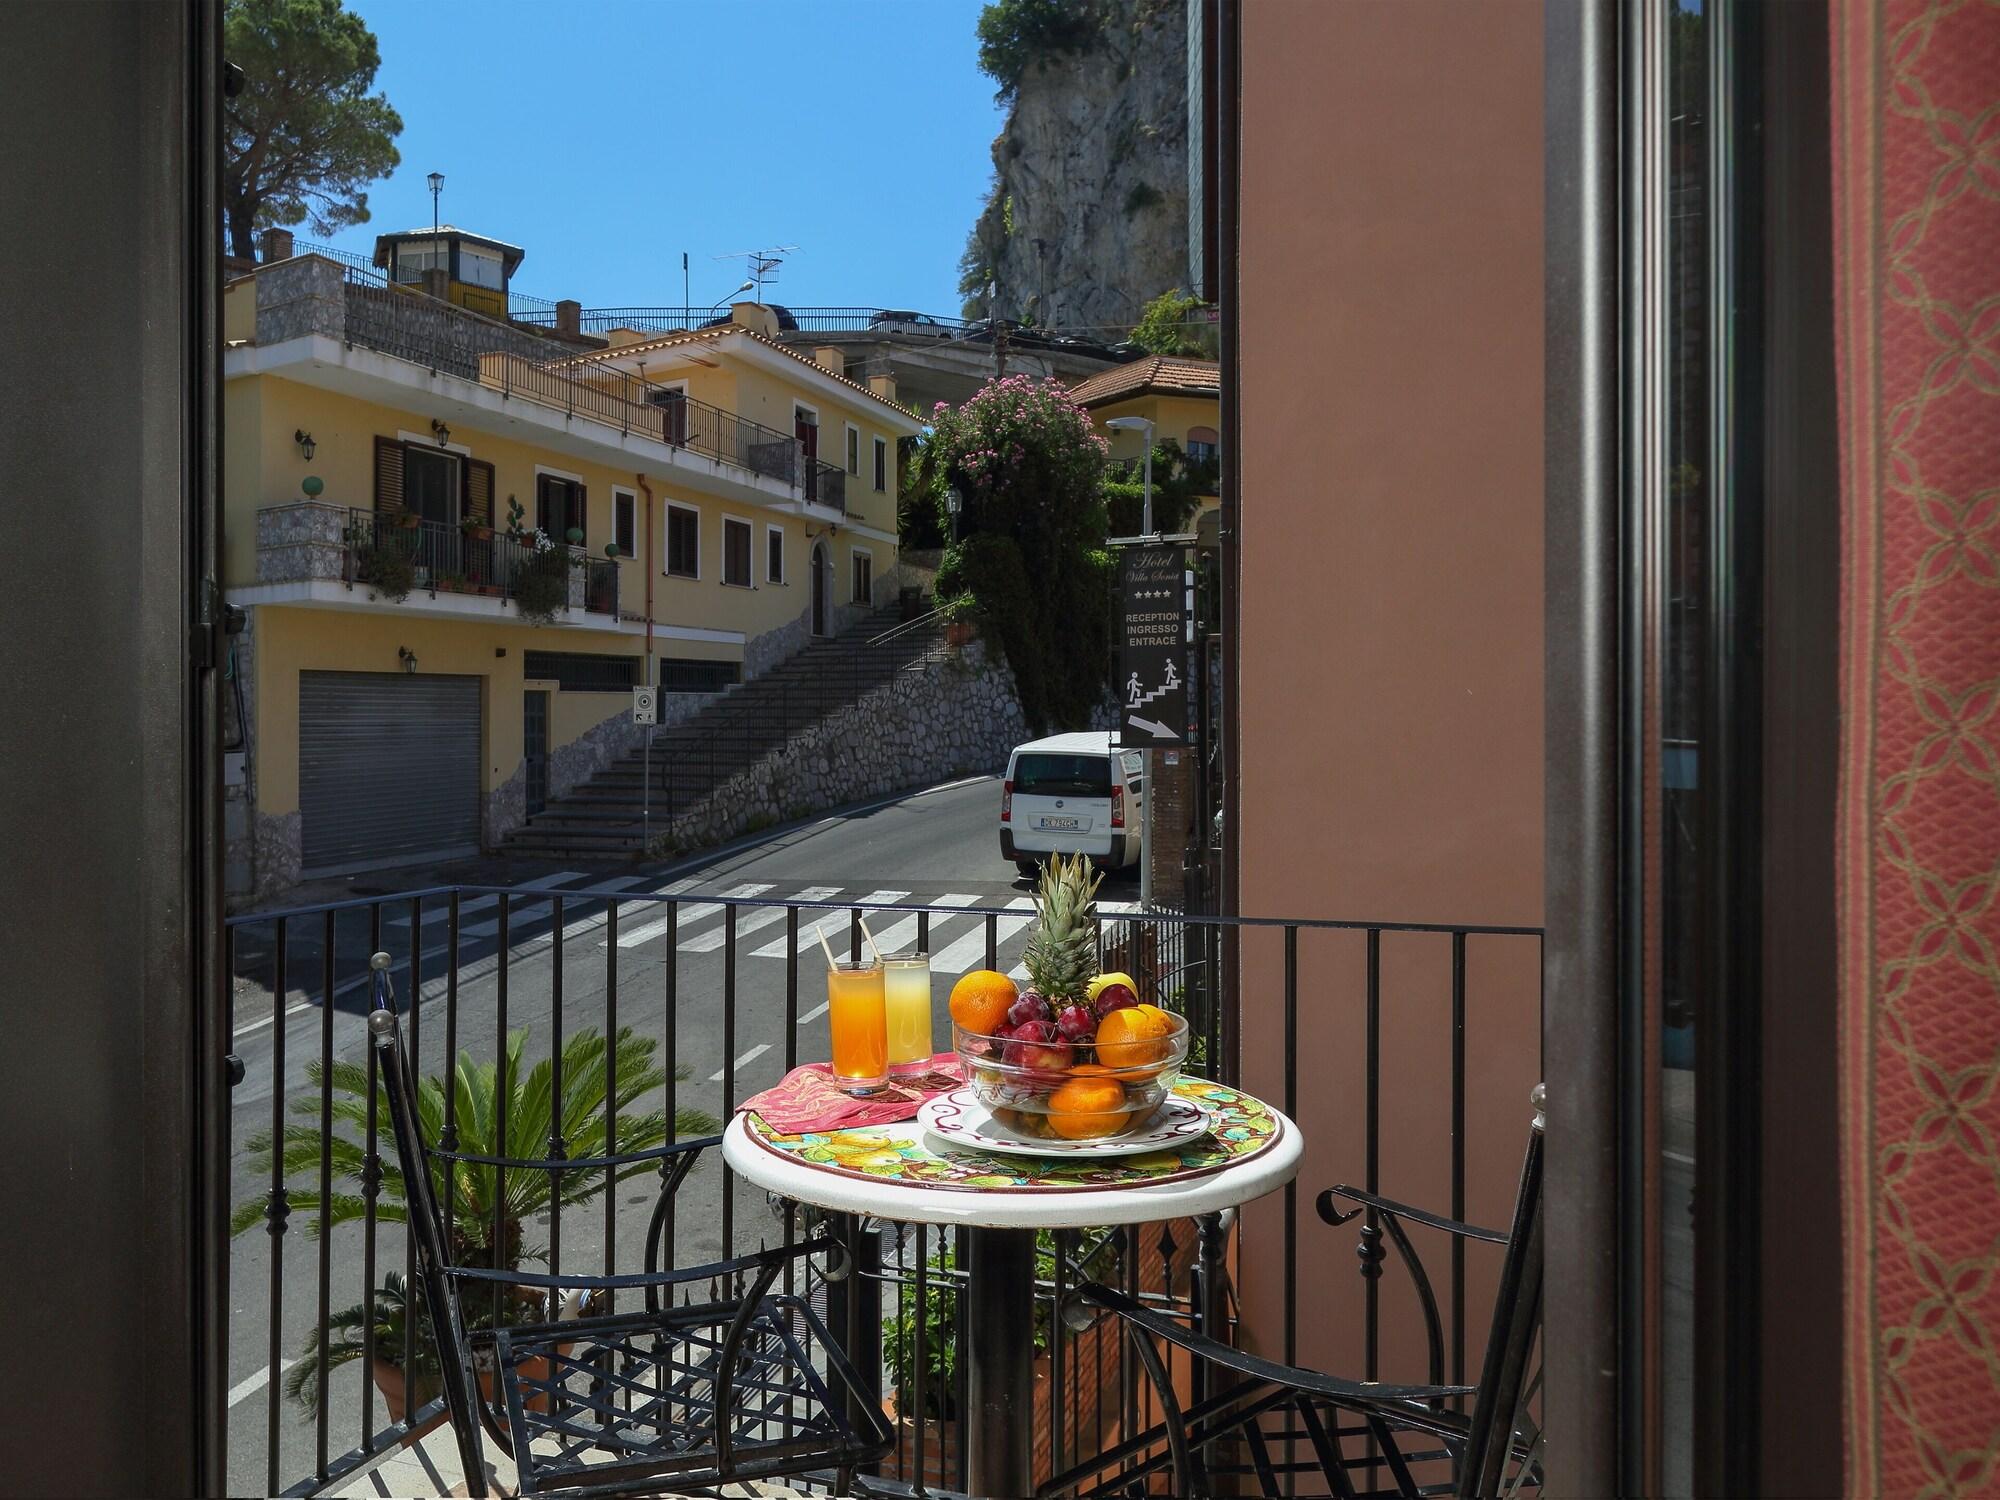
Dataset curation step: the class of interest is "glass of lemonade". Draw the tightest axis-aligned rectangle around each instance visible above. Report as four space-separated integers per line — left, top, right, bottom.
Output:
826 958 888 1094
881 953 935 1077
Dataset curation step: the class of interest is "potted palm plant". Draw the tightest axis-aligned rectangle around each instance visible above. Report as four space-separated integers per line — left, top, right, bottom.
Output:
236 1026 717 1422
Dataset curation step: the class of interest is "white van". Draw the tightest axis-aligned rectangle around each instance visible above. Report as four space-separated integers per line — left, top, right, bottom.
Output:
1000 731 1145 876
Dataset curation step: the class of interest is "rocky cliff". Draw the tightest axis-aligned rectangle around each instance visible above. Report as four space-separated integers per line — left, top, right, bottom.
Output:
961 0 1189 336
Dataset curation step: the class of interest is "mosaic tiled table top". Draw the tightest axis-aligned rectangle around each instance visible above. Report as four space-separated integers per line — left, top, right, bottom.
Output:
741 1079 1282 1193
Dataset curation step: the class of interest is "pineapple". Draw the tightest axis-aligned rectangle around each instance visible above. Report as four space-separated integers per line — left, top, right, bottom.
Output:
1021 853 1102 1004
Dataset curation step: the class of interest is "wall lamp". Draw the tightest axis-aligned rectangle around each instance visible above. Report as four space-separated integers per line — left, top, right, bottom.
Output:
431 418 452 447
294 429 316 460
398 646 419 674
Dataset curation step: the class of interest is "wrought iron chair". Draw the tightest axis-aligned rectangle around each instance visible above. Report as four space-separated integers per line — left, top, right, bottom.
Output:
366 953 893 1498
1046 1085 1544 1499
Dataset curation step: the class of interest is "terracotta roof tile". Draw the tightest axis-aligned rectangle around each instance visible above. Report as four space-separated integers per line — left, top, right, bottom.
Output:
1067 355 1221 408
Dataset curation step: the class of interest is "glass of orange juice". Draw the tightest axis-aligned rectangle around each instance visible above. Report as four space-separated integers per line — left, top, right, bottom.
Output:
827 958 888 1094
882 953 935 1076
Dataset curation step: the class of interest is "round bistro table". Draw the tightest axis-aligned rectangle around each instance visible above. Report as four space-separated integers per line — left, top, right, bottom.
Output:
722 1077 1302 1499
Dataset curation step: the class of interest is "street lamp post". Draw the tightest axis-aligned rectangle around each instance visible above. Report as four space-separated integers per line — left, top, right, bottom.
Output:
426 172 444 291
1104 415 1157 535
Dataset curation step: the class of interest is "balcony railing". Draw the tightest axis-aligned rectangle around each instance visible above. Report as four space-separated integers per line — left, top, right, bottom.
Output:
223 886 1542 1497
254 502 616 619
806 457 847 512
477 351 814 497
510 306 972 336
250 258 844 511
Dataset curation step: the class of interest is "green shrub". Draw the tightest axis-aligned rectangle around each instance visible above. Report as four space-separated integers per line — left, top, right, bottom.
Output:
975 0 1107 100
1130 286 1217 357
510 530 574 626
920 376 1113 731
1123 181 1165 216
355 540 415 601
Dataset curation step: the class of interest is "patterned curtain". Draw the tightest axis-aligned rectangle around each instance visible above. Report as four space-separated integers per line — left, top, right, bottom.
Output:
1835 0 2000 1491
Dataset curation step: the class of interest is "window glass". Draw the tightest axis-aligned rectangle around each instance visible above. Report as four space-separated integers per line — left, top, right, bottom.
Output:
459 244 504 290
851 550 872 604
723 518 752 586
846 427 860 475
613 493 635 558
874 437 888 492
1014 754 1112 796
767 528 784 583
537 475 582 543
666 505 698 578
394 240 445 281
404 446 458 527
1655 5 1706 1488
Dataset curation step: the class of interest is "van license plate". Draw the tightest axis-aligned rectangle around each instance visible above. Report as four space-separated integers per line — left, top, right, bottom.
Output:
1038 816 1081 831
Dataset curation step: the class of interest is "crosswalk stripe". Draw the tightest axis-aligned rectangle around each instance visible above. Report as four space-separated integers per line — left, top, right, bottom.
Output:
614 882 771 949
930 897 1036 975
472 878 695 945
514 870 589 891
680 887 842 952
526 876 689 949
707 1043 772 1084
754 891 912 958
865 893 979 958
386 892 499 929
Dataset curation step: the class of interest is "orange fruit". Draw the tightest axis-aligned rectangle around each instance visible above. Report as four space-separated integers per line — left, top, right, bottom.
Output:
1046 1072 1129 1139
1095 1004 1176 1071
949 969 1018 1036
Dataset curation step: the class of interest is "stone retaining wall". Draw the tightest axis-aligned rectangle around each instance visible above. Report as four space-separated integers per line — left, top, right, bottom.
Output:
651 638 1030 854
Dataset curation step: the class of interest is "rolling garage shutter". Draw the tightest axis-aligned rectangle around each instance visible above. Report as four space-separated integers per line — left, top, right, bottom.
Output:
300 671 482 874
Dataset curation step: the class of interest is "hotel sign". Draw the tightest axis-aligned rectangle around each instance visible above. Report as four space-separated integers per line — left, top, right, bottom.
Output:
1116 543 1192 748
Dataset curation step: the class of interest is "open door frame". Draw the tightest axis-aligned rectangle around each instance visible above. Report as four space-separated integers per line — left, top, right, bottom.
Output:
0 2 226 1492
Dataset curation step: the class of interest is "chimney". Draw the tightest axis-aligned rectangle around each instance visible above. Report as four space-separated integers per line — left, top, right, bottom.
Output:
556 299 581 337
259 227 295 263
812 346 844 376
729 302 780 338
868 374 899 403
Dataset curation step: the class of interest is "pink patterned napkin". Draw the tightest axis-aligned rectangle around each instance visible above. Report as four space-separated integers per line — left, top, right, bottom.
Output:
738 1055 966 1135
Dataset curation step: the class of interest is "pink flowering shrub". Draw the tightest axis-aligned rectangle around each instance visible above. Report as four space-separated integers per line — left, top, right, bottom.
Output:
921 376 1113 731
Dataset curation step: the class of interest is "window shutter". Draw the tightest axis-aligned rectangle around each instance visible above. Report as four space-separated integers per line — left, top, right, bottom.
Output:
374 436 405 514
535 473 553 536
465 459 494 525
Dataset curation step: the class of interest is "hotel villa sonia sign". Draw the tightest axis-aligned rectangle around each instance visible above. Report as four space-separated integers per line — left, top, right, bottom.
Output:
1116 543 1192 749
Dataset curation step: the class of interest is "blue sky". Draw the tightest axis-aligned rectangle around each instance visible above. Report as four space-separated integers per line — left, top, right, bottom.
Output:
320 0 1003 315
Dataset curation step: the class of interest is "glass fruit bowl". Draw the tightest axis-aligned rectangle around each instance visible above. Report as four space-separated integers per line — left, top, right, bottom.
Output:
953 1011 1190 1141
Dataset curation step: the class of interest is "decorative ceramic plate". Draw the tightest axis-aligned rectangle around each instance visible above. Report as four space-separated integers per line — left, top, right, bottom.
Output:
918 1088 1212 1159
741 1080 1282 1194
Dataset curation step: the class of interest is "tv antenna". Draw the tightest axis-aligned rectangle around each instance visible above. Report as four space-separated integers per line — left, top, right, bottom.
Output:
712 244 797 302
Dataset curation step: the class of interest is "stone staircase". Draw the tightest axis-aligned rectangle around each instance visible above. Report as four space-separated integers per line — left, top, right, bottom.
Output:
503 602 947 860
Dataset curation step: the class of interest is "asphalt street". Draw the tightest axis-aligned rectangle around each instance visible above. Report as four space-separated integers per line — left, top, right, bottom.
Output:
225 773 1138 1496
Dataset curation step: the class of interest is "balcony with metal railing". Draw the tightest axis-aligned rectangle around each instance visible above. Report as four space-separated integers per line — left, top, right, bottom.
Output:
249 502 617 625
220 881 1543 1498
239 256 849 515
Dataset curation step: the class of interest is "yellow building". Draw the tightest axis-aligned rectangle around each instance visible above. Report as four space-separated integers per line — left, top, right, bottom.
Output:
1069 355 1222 524
223 250 920 898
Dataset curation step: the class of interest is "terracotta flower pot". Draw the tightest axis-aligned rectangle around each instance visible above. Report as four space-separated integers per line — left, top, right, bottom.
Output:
369 1343 569 1437
945 619 975 648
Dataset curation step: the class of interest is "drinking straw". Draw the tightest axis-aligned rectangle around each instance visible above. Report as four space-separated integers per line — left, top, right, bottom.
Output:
857 913 884 963
816 919 838 971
